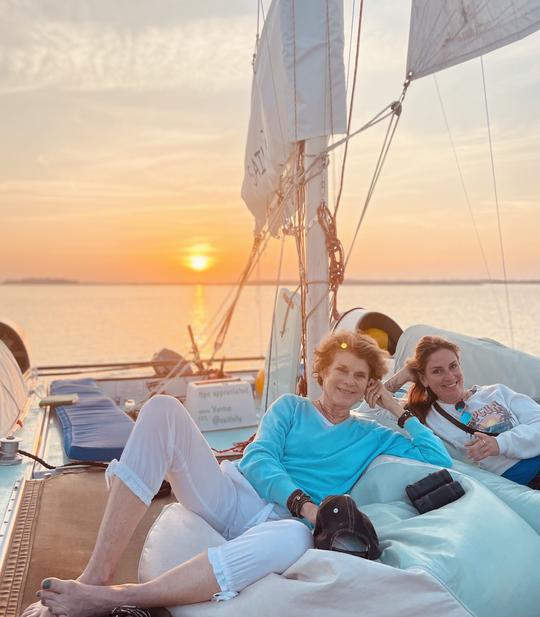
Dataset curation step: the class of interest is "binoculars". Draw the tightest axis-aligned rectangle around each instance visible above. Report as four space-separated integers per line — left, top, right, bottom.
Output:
406 469 465 514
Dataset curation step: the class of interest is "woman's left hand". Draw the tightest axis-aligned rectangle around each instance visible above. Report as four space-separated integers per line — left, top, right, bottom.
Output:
464 432 500 461
365 380 403 418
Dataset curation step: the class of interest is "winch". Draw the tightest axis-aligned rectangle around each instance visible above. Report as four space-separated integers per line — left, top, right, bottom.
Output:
0 435 23 465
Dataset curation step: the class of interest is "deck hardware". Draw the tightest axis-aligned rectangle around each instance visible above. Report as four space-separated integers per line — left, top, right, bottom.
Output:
0 435 23 465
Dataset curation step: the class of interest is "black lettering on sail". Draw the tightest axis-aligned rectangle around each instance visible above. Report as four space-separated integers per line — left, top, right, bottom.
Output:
247 130 267 187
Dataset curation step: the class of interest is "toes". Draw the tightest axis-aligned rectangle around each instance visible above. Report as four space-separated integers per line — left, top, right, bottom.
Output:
42 577 67 593
21 600 44 617
41 598 68 617
40 590 60 603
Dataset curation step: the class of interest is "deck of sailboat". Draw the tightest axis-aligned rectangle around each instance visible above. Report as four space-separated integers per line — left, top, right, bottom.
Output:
0 366 260 616
1 469 175 617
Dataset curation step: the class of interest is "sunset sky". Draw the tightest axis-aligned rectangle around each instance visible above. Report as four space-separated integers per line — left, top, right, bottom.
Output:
1 1 539 284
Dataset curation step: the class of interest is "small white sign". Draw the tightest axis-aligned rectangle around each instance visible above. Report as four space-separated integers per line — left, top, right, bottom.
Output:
185 378 257 432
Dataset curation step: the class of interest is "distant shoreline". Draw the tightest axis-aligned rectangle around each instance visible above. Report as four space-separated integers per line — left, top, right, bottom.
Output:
2 278 539 286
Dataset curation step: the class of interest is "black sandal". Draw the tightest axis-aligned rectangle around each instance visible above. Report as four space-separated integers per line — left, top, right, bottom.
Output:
111 607 171 617
152 480 172 500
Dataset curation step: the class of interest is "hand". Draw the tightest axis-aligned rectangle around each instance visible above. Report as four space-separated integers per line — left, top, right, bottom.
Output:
365 380 404 418
384 366 415 393
464 432 500 461
300 501 319 525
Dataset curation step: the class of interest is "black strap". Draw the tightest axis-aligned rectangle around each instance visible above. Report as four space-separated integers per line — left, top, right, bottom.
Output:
432 402 500 437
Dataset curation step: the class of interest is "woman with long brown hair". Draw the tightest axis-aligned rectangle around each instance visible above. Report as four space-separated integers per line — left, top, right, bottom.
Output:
386 335 540 489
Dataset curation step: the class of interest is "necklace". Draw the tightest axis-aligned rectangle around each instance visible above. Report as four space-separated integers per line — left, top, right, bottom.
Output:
314 399 350 425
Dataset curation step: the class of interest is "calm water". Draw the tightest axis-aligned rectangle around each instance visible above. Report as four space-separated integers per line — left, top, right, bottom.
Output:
0 283 538 366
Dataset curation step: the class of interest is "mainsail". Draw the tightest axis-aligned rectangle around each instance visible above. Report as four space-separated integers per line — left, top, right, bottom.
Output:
407 0 540 80
241 0 347 232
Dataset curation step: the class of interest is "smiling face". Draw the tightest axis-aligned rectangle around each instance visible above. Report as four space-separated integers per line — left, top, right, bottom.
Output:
320 350 371 410
420 348 465 404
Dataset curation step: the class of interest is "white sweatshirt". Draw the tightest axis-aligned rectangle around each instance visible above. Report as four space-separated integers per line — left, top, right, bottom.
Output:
426 384 540 475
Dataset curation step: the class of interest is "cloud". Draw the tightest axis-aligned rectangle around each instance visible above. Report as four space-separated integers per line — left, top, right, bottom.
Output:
0 13 254 94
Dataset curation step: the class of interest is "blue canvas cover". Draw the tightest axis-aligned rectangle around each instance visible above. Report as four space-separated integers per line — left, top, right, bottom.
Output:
350 456 540 617
50 378 134 461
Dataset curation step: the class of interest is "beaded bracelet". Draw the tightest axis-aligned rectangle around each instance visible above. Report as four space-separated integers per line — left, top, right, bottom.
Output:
397 409 417 428
287 489 313 518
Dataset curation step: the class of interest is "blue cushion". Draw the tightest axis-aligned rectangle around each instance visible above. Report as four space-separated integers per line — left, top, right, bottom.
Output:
50 378 134 461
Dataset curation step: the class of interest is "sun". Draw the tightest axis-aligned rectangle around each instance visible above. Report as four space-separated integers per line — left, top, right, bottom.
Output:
188 254 211 272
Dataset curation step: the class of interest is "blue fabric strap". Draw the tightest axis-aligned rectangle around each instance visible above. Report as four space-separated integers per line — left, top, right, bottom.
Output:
502 455 540 486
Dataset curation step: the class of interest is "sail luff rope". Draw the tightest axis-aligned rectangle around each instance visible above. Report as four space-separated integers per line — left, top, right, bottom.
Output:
480 55 515 347
334 0 364 219
433 73 509 338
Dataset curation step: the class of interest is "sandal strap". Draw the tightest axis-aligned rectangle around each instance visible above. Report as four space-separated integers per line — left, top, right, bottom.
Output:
111 607 152 617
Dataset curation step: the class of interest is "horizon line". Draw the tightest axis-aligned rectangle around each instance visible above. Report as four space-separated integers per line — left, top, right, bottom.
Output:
2 278 540 286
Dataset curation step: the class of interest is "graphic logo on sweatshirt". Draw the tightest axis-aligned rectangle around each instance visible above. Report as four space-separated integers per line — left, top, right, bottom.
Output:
471 401 515 434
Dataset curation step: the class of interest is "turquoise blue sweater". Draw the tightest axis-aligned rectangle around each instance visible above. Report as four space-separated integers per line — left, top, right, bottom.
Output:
239 394 452 508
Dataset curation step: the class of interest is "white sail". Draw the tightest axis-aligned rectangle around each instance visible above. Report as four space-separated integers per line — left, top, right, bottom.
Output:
407 0 540 80
0 341 28 438
242 0 347 232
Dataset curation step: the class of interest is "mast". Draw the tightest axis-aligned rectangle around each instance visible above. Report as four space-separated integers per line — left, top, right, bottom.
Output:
304 136 329 398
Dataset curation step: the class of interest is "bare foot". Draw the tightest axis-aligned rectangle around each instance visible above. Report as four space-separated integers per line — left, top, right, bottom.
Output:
21 571 110 617
39 578 122 617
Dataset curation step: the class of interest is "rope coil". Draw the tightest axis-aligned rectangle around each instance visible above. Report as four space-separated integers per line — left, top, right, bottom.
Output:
317 203 344 321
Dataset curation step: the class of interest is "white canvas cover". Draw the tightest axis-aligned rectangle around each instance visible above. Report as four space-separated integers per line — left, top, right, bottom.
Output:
0 340 28 437
139 502 470 617
242 0 347 232
407 0 540 80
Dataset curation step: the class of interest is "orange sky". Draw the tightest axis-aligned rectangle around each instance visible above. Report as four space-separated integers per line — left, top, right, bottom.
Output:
1 1 539 284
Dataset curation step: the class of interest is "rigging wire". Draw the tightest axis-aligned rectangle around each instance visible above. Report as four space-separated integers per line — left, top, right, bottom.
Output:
341 82 410 281
345 0 357 94
256 255 263 357
433 73 509 338
331 0 357 213
294 143 309 396
480 56 515 347
325 0 334 137
334 0 365 219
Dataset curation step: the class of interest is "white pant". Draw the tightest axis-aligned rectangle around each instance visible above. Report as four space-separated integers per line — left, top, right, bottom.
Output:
106 395 313 597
